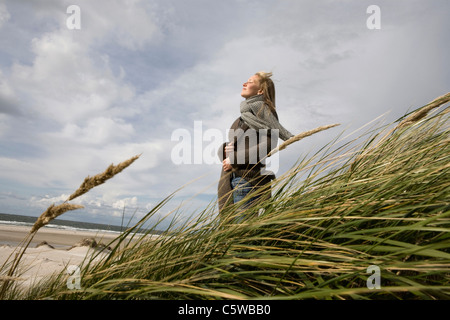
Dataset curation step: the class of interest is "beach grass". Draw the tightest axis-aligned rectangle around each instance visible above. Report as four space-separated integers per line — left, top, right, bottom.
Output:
1 93 449 300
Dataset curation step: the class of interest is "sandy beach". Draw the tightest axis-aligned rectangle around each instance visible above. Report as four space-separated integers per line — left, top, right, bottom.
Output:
0 224 123 293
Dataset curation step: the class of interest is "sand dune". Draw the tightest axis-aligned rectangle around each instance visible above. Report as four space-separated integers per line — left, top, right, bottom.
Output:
0 224 119 292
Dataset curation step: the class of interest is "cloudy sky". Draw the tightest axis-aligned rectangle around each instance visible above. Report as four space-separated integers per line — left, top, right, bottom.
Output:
0 0 448 229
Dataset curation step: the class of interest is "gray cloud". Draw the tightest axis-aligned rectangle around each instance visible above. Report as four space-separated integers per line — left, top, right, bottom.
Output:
0 0 448 227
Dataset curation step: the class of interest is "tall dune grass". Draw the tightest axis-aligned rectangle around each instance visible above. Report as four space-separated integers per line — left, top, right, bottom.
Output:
3 94 450 300
0 155 140 299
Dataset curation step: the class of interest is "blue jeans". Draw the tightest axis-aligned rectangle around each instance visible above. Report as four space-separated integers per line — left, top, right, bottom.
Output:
231 176 259 208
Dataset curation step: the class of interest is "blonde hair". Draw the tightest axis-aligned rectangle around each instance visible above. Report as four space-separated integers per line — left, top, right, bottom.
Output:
255 71 278 118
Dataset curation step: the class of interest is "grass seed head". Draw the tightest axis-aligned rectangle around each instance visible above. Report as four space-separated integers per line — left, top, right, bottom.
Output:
397 92 450 128
30 203 84 233
67 154 140 202
268 123 340 157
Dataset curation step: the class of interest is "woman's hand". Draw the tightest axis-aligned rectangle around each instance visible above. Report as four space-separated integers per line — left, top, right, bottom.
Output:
225 142 234 157
222 158 232 172
223 142 234 172
222 142 234 172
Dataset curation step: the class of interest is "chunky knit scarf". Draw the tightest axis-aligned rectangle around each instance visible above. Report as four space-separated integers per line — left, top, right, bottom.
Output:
240 94 294 141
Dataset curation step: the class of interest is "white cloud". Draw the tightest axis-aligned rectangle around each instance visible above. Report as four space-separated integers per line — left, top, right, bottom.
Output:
59 117 135 145
0 157 44 187
30 193 70 209
75 0 162 50
0 0 448 229
9 30 136 124
112 196 138 210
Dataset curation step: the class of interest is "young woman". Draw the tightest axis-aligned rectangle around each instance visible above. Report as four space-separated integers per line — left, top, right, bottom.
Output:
217 71 293 219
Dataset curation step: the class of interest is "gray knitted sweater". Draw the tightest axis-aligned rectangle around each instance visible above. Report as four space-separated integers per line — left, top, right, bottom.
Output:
240 95 294 141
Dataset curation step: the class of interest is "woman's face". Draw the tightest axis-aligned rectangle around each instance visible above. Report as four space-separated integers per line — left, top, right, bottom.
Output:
241 75 263 99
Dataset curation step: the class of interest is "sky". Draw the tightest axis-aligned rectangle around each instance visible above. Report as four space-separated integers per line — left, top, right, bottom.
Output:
0 0 449 230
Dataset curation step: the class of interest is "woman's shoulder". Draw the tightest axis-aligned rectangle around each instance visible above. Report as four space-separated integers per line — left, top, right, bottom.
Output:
230 117 241 129
261 103 278 119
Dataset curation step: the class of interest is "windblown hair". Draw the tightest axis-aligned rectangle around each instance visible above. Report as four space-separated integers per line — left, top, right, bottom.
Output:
255 71 278 118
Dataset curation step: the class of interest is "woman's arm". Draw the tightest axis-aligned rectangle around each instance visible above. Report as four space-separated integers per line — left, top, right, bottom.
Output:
230 129 273 167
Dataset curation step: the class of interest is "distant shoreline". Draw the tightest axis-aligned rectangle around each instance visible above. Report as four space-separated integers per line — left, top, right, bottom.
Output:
0 212 130 234
0 224 122 249
0 213 164 243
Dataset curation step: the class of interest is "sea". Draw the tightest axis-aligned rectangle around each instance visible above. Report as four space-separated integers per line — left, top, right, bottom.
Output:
0 212 129 235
